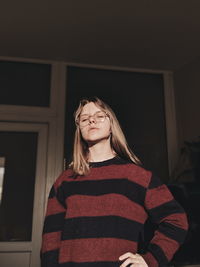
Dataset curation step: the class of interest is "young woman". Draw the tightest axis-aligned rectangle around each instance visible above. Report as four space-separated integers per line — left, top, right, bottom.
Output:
41 97 188 267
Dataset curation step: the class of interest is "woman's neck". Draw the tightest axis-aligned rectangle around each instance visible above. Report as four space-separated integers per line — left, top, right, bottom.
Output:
88 139 116 162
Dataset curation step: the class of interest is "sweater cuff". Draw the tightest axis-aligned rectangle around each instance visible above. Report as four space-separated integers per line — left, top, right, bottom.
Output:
141 252 158 267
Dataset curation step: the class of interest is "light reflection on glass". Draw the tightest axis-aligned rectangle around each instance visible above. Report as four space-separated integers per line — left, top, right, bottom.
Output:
0 157 5 204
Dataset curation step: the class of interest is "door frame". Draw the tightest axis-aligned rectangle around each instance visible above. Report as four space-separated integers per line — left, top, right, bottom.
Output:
0 122 48 267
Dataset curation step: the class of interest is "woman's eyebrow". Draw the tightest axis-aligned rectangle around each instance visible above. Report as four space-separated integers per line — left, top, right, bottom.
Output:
80 113 89 116
80 111 102 117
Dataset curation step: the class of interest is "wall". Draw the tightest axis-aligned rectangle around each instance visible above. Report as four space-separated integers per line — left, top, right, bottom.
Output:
174 58 200 149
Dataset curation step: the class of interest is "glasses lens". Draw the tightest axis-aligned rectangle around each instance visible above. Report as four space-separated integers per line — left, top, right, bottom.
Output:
79 117 88 126
95 113 106 122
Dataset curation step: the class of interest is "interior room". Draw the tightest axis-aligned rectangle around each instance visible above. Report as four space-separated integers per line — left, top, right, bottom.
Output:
0 1 200 266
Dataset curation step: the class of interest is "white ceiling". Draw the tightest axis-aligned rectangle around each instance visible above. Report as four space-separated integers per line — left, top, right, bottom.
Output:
1 0 200 71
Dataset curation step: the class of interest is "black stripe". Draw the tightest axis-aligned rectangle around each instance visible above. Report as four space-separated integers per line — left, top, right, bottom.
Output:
43 212 65 233
148 173 163 189
49 186 56 198
148 199 185 223
89 156 132 168
158 221 187 243
49 185 66 208
148 243 168 267
61 216 143 242
57 186 67 208
61 179 146 206
60 262 120 267
41 249 59 267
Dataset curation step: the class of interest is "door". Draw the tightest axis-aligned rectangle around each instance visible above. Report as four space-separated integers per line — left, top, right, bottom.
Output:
0 122 48 267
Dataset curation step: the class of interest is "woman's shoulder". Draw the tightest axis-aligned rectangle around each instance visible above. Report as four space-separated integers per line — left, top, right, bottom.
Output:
53 168 74 188
115 158 152 188
93 156 152 188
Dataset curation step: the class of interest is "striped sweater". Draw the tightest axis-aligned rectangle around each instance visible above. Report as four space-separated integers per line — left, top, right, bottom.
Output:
41 157 188 267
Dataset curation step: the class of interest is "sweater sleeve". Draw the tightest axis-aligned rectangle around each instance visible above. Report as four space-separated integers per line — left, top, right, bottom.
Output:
41 182 66 267
142 173 188 267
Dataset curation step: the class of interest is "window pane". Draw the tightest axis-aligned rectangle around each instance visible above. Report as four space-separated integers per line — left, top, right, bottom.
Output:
0 131 38 241
0 60 51 107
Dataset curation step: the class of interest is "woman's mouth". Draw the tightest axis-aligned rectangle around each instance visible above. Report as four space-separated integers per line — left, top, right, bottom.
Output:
89 127 99 131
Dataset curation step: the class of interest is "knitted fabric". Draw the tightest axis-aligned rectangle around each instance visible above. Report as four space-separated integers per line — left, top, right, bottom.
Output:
41 157 188 267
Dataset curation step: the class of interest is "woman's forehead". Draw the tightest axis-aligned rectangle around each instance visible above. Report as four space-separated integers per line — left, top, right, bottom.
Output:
80 102 102 115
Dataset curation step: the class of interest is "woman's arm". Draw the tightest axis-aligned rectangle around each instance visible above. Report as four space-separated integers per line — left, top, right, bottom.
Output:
142 174 188 267
41 182 66 267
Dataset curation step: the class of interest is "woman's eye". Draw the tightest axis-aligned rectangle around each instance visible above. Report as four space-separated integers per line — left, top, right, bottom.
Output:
97 115 104 119
81 118 88 122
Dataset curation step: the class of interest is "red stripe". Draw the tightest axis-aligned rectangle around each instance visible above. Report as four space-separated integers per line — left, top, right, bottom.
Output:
59 238 137 263
142 252 158 267
145 184 174 209
152 231 179 260
66 194 147 223
61 164 151 188
160 212 188 230
42 232 61 253
46 197 66 216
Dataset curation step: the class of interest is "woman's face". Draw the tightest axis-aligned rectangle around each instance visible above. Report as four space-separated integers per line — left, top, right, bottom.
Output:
79 102 111 144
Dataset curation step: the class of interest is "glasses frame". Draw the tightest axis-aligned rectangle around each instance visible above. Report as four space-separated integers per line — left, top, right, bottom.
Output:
76 111 109 128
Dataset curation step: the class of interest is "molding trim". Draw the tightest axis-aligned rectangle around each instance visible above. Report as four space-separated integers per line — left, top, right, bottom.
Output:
163 72 178 175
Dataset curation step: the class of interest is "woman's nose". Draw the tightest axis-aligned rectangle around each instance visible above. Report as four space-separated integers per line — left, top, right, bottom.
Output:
89 115 96 124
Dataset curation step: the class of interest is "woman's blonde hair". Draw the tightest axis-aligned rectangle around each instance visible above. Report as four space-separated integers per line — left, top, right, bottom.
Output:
70 97 141 175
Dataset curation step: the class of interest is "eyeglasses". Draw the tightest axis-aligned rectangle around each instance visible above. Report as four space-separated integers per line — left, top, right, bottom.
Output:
77 111 108 127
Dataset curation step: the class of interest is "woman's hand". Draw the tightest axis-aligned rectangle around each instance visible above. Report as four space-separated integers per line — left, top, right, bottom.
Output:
119 252 148 267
